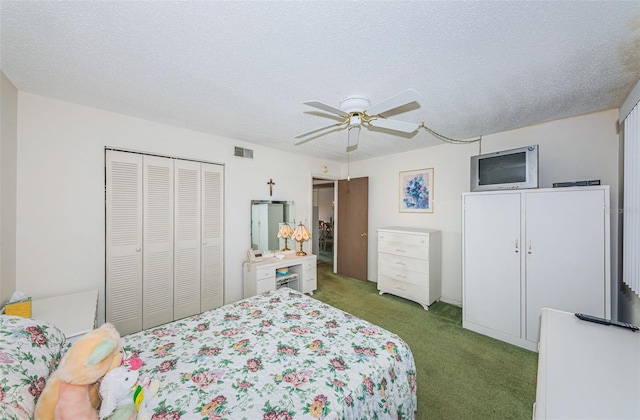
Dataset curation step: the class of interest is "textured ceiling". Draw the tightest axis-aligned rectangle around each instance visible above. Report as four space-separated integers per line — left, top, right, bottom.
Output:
1 1 639 163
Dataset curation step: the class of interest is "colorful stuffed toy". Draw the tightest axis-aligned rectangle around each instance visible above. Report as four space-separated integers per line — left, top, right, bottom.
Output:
34 323 123 420
98 366 139 419
133 376 160 420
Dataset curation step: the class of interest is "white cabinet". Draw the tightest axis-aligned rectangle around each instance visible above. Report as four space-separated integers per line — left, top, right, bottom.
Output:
377 227 441 310
106 150 224 336
32 290 99 343
243 254 317 298
462 186 611 351
534 308 640 419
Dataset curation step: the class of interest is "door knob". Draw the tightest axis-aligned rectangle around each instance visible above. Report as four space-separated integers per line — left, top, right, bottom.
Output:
360 232 368 237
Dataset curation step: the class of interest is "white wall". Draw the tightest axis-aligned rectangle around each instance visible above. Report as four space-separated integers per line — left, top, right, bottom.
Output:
12 92 625 318
16 93 341 324
0 71 18 305
348 109 620 305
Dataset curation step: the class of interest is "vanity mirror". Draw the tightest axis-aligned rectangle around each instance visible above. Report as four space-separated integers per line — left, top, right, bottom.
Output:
250 200 295 252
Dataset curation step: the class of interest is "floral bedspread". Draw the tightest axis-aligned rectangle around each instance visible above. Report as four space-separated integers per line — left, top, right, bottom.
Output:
122 288 417 419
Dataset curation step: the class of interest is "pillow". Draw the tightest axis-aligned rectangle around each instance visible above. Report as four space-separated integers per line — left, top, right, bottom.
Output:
0 314 67 419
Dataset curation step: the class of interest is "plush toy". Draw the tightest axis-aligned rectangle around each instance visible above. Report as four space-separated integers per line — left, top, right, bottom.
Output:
34 323 123 420
98 366 139 419
134 376 160 420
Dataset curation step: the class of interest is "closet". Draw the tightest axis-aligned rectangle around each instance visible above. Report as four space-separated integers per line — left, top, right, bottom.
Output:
462 186 611 351
106 150 224 335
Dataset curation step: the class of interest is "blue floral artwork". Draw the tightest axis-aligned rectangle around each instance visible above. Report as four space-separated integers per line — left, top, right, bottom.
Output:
400 168 433 213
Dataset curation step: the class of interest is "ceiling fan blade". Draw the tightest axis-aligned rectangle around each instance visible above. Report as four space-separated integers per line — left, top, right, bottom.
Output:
368 118 420 133
347 126 360 148
303 100 347 117
366 89 422 116
294 122 344 139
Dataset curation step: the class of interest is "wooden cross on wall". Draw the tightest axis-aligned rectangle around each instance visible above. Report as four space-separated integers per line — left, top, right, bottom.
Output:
267 178 275 196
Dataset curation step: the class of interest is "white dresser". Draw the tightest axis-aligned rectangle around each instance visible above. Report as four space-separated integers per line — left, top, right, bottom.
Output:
534 308 640 419
32 290 99 343
377 227 441 310
243 253 317 298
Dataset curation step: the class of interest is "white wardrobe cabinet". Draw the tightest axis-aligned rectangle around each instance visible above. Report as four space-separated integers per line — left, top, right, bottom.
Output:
462 186 611 351
106 150 224 336
377 227 441 310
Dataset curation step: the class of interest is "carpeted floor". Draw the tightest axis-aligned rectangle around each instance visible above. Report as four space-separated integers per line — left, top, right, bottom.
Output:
311 261 538 419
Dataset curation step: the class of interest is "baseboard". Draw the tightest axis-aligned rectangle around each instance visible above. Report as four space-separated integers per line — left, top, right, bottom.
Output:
439 297 461 307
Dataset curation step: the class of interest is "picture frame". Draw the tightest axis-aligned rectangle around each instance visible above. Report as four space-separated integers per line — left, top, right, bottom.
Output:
399 168 434 213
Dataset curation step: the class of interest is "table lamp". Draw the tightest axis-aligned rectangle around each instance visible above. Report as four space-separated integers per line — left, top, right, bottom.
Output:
293 222 311 256
277 222 294 251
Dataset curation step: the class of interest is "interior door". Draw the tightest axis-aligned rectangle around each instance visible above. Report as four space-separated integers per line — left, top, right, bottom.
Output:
105 150 143 336
173 159 201 320
142 155 174 329
200 162 224 312
337 177 368 281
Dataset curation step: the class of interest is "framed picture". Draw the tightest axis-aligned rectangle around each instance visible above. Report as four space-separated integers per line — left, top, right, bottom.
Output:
399 168 434 213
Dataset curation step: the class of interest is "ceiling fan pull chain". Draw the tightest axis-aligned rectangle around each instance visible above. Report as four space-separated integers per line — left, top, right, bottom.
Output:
420 122 482 145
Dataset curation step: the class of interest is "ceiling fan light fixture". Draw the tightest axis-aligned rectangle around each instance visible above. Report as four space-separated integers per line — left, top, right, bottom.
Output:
296 89 423 150
339 95 370 113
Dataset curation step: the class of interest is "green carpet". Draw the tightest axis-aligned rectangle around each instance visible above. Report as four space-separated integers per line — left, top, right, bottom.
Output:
312 262 538 419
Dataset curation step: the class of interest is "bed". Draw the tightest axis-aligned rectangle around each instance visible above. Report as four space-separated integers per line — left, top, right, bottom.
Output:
1 287 417 419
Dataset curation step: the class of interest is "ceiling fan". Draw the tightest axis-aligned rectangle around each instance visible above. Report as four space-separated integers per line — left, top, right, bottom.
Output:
295 89 423 150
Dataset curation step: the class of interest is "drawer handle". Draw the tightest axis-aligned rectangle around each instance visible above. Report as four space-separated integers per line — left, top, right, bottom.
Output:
395 261 406 266
395 285 407 291
395 249 406 253
395 274 406 279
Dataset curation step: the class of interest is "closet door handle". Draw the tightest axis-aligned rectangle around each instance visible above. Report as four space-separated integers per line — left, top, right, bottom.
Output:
514 240 519 253
527 240 532 254
203 241 207 245
136 247 141 252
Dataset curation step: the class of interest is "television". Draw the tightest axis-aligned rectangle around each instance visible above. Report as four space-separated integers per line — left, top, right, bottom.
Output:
470 145 539 192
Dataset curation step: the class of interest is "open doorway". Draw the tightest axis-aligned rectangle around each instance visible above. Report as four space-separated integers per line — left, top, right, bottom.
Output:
312 178 335 267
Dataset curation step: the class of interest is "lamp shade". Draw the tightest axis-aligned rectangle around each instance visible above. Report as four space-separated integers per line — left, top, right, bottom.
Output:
277 222 294 239
293 222 311 241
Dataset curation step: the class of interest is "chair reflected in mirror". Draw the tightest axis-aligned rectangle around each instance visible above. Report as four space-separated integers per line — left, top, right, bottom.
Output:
319 220 333 252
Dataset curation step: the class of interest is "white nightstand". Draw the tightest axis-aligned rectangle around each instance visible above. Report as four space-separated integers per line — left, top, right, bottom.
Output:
32 290 99 343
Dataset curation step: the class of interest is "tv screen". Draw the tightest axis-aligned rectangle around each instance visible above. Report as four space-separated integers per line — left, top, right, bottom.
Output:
478 152 527 185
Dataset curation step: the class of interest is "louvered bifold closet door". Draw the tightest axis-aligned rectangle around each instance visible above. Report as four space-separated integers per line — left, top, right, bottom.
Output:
142 155 174 330
201 163 224 311
173 159 202 320
106 150 143 336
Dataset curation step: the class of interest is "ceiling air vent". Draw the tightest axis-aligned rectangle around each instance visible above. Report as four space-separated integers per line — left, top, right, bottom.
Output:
234 146 254 159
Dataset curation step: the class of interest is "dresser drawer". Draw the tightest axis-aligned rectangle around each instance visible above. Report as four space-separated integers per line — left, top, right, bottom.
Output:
378 252 429 273
302 258 316 271
256 277 275 294
256 267 274 281
378 239 428 260
379 262 428 287
378 276 428 305
378 231 430 247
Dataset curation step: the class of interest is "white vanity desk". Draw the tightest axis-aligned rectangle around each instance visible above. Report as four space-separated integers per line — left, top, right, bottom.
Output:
534 307 640 419
243 253 317 298
32 290 99 343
